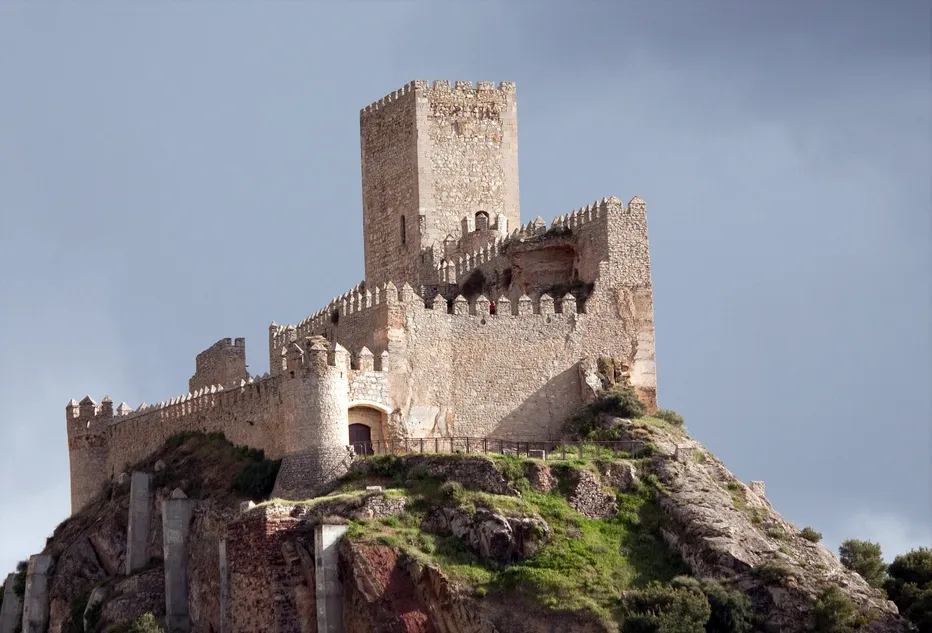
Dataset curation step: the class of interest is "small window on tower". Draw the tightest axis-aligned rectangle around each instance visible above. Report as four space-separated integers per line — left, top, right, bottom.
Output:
400 215 406 244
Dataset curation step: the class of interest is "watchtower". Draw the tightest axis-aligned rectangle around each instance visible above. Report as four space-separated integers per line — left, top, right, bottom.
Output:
359 80 520 287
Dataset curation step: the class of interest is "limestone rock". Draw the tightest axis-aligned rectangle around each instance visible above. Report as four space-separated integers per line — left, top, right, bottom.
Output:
423 507 551 564
153 460 166 472
170 488 187 500
239 500 256 512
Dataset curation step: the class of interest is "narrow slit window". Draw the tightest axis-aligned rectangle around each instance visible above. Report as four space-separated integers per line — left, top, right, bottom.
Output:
400 215 406 244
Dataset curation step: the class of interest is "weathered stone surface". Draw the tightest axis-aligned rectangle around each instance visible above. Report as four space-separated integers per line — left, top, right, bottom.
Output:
423 507 550 564
639 430 911 632
351 454 518 497
524 462 556 493
593 459 638 492
567 469 617 519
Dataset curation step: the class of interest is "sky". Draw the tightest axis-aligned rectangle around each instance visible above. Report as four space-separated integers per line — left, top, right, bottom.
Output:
0 1 930 576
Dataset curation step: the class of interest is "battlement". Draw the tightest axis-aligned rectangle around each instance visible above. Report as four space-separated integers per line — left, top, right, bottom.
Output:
64 78 658 517
360 80 516 116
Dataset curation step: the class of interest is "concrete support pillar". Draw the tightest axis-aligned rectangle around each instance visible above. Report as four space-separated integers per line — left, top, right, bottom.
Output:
314 524 348 633
126 472 154 575
22 555 53 633
218 539 230 633
0 574 23 633
162 497 196 633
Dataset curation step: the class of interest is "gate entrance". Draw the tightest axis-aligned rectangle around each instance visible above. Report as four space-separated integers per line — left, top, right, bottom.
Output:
349 423 373 455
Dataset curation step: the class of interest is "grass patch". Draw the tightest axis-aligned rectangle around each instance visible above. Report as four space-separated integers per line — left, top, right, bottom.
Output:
345 463 686 623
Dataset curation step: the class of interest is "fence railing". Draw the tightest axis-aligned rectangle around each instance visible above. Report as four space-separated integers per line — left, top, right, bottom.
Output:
348 437 649 461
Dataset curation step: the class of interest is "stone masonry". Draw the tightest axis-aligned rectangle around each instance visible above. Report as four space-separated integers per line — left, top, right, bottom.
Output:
22 555 53 633
64 79 658 513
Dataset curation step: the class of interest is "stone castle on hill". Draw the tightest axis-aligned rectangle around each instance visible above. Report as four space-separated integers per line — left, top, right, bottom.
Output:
65 79 658 513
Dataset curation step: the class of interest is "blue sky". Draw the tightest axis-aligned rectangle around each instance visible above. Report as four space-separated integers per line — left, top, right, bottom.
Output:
1 1 929 575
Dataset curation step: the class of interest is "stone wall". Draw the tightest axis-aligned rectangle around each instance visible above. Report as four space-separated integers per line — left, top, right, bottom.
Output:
225 506 314 633
0 574 23 633
189 339 247 393
359 80 520 287
65 341 391 514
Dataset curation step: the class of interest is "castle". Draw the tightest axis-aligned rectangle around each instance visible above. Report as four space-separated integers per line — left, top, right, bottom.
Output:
65 80 657 513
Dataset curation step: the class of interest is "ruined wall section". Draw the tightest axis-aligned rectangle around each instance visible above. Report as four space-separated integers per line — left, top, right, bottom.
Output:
225 507 311 633
189 339 247 393
360 84 421 286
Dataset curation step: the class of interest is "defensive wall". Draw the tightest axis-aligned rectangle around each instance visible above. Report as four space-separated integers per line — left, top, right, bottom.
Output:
66 343 390 513
64 79 657 516
269 194 655 439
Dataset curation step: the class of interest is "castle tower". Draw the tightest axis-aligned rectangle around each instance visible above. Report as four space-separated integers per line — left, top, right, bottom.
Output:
359 80 520 286
271 339 353 500
65 396 111 513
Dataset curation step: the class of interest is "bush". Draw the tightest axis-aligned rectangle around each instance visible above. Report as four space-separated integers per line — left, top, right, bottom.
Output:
570 385 648 441
12 560 27 597
109 614 165 633
754 560 795 586
800 527 822 543
654 409 685 426
233 458 281 500
813 586 858 632
620 581 711 633
700 579 754 633
839 539 887 588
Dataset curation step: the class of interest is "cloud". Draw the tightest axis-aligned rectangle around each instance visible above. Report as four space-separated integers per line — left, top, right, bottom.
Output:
835 512 932 561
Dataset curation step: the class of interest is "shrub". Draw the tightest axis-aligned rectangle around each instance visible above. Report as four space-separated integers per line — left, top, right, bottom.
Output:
620 581 711 633
701 578 754 633
813 586 858 632
233 458 281 500
12 560 27 597
800 527 822 543
670 576 753 633
654 409 685 426
754 560 795 586
65 591 90 633
839 539 887 588
109 614 165 633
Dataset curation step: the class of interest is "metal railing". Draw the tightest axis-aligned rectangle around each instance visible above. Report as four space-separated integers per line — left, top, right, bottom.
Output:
349 437 649 461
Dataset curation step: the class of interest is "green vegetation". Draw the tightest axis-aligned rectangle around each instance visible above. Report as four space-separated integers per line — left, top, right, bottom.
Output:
152 431 281 502
343 454 688 624
108 614 165 633
812 586 859 633
726 483 765 525
620 581 710 633
800 527 822 543
838 539 887 588
12 560 27 597
653 409 685 427
753 560 796 586
883 546 932 631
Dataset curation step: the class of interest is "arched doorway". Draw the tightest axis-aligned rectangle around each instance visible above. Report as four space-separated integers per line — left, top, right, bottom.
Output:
349 423 373 455
348 402 389 455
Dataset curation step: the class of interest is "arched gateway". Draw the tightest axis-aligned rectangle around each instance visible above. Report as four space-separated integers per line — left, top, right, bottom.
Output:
347 401 390 455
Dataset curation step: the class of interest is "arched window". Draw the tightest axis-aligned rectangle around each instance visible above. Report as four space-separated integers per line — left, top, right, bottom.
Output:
400 215 406 244
475 211 490 232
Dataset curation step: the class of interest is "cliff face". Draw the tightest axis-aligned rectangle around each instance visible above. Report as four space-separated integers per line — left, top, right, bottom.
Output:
14 422 912 633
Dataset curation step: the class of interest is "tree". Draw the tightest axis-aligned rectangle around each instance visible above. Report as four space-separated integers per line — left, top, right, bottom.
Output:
884 547 932 631
621 581 711 633
838 539 887 588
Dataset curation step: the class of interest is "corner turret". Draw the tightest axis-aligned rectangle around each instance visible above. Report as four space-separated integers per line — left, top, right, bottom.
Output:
271 338 353 499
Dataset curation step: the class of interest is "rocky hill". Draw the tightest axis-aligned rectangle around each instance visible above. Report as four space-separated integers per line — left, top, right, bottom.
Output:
0 392 914 633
